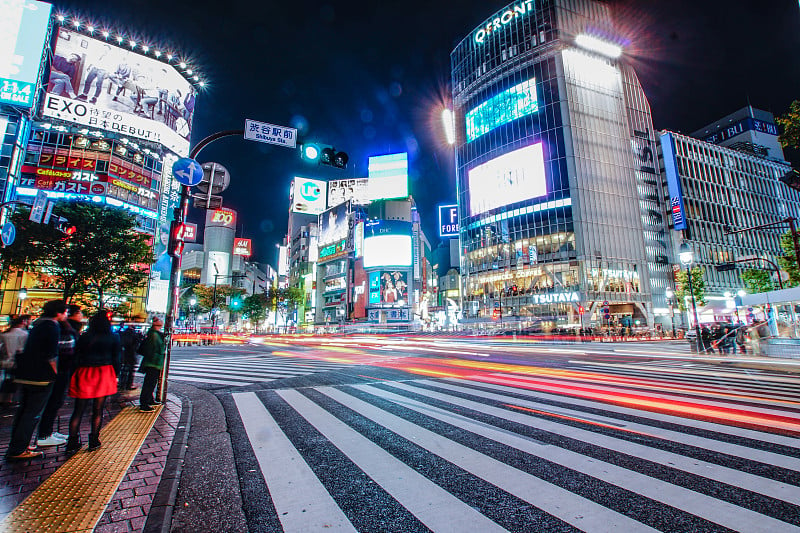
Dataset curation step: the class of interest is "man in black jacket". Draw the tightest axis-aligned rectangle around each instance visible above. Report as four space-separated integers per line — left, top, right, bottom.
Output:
4 300 67 460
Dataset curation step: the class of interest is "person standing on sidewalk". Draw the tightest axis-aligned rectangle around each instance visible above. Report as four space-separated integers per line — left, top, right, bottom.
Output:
4 301 67 461
36 310 79 447
138 317 165 412
0 315 31 407
118 325 143 390
66 305 84 336
66 311 121 453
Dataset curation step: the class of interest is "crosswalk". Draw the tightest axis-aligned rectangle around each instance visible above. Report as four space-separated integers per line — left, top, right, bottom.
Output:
231 374 800 532
166 353 351 387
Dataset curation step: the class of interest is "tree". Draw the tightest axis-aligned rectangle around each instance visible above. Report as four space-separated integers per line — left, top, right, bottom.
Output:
190 283 244 312
264 286 304 330
741 269 773 293
242 293 268 323
777 231 800 287
777 100 800 149
3 202 151 305
673 266 706 312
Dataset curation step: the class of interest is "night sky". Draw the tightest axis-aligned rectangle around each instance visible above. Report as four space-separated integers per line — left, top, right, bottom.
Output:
53 0 800 264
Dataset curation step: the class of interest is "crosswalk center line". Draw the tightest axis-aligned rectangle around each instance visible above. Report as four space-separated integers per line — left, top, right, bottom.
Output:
276 389 509 533
232 392 356 532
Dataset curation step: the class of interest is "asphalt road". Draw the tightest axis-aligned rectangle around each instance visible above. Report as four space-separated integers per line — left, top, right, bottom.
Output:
164 337 800 532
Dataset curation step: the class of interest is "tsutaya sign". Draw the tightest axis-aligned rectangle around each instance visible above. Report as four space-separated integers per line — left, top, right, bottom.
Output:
474 0 534 44
529 292 579 305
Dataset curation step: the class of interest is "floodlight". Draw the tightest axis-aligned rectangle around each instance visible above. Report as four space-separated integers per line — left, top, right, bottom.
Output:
575 34 622 59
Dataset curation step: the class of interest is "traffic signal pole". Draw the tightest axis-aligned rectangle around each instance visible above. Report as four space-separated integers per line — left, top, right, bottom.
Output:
157 130 243 403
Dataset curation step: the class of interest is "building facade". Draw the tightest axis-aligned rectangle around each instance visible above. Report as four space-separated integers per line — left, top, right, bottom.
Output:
660 128 798 321
451 0 668 330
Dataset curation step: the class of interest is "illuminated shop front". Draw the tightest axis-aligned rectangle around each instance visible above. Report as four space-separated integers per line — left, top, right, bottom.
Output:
6 11 203 317
451 0 670 328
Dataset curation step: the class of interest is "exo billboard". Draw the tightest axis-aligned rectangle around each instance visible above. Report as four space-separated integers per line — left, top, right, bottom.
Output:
0 0 51 108
468 142 546 216
290 177 327 214
42 28 197 155
318 201 349 248
328 177 370 206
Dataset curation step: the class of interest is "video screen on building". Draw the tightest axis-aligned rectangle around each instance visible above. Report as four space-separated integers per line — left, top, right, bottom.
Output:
468 142 546 216
0 0 51 108
368 152 408 201
318 201 349 247
378 271 408 305
42 28 197 155
465 77 537 142
363 220 412 268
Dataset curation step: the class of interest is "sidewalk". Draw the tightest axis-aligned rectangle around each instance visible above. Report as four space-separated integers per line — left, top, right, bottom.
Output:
0 385 187 532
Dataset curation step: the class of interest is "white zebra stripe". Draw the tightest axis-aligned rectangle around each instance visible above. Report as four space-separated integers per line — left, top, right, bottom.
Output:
349 383 800 532
276 389 510 533
233 392 356 532
429 380 800 470
315 385 657 532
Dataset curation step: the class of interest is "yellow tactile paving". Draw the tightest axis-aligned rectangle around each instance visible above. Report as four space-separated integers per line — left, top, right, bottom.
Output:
1 405 162 533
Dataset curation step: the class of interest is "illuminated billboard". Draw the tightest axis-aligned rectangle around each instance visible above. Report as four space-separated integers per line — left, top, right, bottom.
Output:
318 201 349 247
290 177 327 214
438 204 459 238
0 0 51 108
233 238 252 257
368 152 408 201
377 271 408 305
468 142 546 216
208 207 236 228
363 219 412 268
465 77 538 142
42 28 197 155
328 177 369 206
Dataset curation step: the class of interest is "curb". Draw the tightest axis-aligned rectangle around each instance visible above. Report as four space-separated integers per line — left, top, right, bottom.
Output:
143 393 193 533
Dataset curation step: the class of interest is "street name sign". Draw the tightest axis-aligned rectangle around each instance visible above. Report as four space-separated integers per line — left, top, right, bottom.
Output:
244 119 297 148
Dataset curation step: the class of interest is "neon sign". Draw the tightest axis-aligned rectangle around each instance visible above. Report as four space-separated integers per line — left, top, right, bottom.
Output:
474 0 534 44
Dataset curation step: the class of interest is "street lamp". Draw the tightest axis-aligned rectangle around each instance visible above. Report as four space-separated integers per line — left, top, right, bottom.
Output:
16 288 27 314
665 288 676 338
189 297 197 332
679 242 703 353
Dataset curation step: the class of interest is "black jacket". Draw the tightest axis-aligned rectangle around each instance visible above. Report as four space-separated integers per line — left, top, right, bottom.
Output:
15 318 59 384
75 330 121 375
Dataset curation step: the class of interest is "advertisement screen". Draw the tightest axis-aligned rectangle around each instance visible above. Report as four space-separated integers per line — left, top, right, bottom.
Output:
146 153 180 313
290 177 327 214
328 177 369 206
0 0 51 108
353 259 367 318
368 152 408 200
363 235 412 268
318 201 349 247
378 271 408 305
468 142 546 216
368 271 381 305
42 28 197 155
465 77 537 142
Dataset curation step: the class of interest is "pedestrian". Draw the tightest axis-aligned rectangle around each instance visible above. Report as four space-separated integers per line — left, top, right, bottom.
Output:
4 300 67 461
700 326 714 353
138 317 165 412
35 310 79 447
0 315 31 407
118 325 143 390
735 326 748 354
67 304 84 335
66 311 121 453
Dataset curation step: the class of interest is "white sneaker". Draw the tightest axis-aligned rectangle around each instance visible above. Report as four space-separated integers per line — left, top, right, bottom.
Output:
52 432 69 440
36 435 67 447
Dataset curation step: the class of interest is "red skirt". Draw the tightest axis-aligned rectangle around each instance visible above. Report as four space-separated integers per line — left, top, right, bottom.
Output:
69 365 118 399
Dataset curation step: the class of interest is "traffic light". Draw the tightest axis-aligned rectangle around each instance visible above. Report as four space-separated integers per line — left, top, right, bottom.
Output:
299 143 348 169
52 216 76 238
230 296 242 310
578 305 585 315
715 262 736 272
168 220 186 258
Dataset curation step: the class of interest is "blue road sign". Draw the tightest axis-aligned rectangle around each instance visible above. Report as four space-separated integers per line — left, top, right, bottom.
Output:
1 222 16 247
172 157 204 187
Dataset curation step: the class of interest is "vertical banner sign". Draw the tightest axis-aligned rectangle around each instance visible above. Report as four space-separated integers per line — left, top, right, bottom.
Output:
660 132 687 231
438 204 459 238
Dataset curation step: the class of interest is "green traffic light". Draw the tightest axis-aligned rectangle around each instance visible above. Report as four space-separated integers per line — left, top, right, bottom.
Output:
302 144 320 161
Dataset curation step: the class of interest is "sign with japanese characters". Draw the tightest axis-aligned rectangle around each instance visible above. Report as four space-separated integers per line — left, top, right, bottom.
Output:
43 28 197 156
244 119 297 148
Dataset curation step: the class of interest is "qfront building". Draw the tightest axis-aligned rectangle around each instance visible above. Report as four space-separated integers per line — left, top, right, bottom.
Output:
451 0 671 329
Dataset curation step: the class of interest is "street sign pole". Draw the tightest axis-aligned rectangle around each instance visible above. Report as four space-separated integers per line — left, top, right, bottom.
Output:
158 130 242 403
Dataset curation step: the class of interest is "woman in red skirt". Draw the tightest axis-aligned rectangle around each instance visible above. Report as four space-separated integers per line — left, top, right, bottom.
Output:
67 311 121 452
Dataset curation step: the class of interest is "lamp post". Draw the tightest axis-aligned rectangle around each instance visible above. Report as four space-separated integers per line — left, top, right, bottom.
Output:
189 297 197 332
665 288 676 338
16 288 27 314
679 242 702 353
